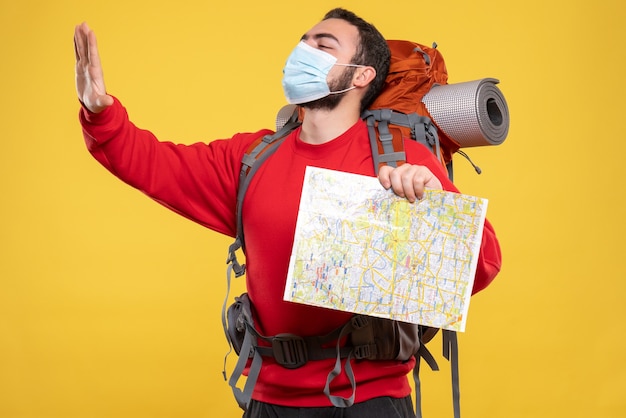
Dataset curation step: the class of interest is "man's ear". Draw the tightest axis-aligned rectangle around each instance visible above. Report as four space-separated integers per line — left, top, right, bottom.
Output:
353 66 377 87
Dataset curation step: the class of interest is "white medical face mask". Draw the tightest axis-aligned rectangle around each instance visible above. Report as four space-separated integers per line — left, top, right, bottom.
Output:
281 41 365 105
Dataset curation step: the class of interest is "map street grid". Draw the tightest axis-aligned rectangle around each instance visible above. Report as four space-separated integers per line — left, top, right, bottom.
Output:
284 167 488 332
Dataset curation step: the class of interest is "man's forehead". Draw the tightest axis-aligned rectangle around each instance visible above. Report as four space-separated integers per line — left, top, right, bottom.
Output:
301 18 358 46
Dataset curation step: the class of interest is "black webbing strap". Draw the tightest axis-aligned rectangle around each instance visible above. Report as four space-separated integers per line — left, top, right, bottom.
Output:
414 331 461 418
443 330 461 418
254 337 354 367
414 338 440 418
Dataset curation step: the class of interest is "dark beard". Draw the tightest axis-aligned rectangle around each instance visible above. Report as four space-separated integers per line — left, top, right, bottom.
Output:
301 66 356 111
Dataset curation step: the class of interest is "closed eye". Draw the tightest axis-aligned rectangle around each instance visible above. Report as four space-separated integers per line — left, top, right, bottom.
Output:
301 32 340 50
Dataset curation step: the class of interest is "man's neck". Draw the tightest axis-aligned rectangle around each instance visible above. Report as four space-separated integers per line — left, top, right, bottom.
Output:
299 105 361 145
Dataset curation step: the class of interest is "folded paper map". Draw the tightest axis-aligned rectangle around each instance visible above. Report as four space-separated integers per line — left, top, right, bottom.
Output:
284 167 488 332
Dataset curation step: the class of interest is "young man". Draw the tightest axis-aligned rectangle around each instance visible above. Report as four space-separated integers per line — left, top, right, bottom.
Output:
75 8 501 418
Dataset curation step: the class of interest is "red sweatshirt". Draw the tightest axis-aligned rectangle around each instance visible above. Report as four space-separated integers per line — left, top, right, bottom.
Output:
80 97 501 407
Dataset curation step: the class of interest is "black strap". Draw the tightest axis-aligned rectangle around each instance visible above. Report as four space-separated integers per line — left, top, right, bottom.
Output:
414 331 461 418
414 338 440 418
443 330 461 418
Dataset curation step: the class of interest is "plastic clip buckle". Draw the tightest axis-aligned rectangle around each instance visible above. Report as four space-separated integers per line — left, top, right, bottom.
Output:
351 315 369 329
354 344 376 360
272 334 308 369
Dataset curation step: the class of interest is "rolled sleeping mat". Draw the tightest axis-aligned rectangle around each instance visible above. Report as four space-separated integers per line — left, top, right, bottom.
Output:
275 78 510 148
421 78 509 148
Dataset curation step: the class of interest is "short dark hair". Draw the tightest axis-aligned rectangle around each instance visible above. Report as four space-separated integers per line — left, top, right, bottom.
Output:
323 8 390 112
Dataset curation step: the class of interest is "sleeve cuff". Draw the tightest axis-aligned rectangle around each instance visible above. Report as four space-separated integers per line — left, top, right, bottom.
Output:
79 95 120 125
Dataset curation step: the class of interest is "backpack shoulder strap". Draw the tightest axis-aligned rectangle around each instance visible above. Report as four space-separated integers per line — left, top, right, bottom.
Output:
221 110 301 409
361 107 461 418
226 110 301 277
362 109 442 175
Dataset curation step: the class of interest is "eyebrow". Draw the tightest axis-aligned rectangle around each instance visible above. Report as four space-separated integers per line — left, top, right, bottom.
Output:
300 32 341 44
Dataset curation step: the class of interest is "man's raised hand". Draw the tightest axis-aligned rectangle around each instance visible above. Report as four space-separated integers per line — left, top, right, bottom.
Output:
74 22 114 113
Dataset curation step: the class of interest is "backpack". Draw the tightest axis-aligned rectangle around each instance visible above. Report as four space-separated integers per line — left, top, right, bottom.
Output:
364 40 456 174
222 39 507 418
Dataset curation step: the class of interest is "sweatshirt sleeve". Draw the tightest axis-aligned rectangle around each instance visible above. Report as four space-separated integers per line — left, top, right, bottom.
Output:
471 218 501 294
79 96 272 237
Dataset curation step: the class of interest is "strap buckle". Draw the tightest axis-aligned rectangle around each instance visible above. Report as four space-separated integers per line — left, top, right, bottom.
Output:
351 315 369 329
353 343 377 360
271 334 308 369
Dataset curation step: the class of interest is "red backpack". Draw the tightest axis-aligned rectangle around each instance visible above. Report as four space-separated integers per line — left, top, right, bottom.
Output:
365 40 459 174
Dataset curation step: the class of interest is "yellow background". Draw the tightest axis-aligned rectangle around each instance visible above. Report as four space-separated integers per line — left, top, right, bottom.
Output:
1 0 624 417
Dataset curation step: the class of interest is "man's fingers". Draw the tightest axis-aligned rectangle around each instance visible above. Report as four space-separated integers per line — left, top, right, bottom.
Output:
74 23 100 68
378 165 393 189
424 171 443 190
74 23 89 63
378 164 442 202
74 26 83 62
87 28 103 69
73 30 80 62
